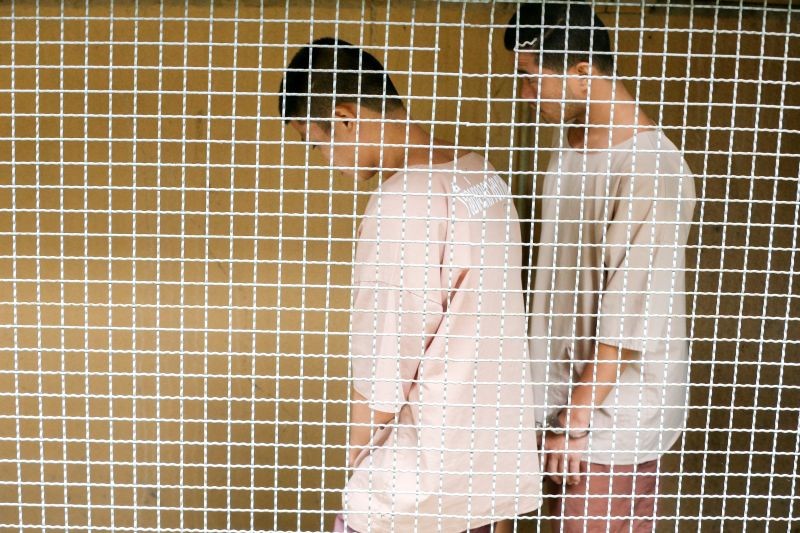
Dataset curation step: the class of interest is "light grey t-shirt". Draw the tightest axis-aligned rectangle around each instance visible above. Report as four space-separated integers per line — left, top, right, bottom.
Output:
529 129 696 465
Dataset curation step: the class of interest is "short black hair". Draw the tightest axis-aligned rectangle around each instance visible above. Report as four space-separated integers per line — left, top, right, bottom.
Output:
504 2 614 75
279 37 404 128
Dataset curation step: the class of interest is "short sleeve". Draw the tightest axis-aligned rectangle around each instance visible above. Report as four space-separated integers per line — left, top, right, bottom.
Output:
349 186 445 413
350 283 442 413
597 170 695 354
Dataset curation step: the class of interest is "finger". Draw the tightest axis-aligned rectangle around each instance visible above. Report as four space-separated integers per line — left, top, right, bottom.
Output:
554 454 565 485
567 453 582 486
547 453 561 485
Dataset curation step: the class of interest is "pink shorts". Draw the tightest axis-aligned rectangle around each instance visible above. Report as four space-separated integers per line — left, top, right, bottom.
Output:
547 459 660 533
332 514 497 532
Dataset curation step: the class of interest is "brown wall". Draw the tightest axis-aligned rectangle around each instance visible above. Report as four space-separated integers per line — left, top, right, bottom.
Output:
0 1 797 531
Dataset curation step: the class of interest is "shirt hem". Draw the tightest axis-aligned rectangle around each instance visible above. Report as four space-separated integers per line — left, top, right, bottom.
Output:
343 494 543 533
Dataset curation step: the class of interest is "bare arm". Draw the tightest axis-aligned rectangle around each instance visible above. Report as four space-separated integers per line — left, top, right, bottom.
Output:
561 342 639 428
543 342 639 485
348 387 395 467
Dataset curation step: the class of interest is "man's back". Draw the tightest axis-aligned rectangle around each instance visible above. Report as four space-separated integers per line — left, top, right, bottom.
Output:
345 153 541 532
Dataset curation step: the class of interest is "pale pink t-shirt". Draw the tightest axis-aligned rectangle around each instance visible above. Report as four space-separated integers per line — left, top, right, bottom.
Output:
342 153 542 532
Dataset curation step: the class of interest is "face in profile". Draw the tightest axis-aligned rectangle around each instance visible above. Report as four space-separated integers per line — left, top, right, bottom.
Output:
516 52 586 125
289 119 337 171
290 112 378 182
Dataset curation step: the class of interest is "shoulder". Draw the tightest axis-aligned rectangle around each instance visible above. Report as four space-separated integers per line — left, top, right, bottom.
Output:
361 169 452 228
610 131 693 194
365 156 489 216
612 130 689 174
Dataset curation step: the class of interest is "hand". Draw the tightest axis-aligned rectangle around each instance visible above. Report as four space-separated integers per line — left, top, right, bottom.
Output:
348 446 362 468
542 431 588 486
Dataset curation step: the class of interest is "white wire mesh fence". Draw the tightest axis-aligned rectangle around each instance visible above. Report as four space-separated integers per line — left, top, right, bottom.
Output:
0 1 798 531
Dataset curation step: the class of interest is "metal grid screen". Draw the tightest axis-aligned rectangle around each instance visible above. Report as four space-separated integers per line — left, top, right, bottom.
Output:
0 1 798 531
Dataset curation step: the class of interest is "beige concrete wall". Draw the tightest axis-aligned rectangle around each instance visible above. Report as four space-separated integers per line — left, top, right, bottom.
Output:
0 1 797 531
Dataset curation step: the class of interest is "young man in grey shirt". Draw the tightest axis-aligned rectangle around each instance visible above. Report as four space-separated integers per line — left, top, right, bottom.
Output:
505 3 696 531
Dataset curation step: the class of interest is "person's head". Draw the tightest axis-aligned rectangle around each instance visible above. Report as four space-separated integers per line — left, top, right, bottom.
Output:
504 2 614 124
279 37 406 180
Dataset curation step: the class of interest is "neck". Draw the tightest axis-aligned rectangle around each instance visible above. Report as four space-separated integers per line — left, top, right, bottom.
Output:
569 79 654 149
379 117 436 175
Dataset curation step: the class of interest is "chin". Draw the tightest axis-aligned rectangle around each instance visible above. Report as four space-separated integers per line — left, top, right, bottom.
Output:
355 169 378 182
334 166 359 180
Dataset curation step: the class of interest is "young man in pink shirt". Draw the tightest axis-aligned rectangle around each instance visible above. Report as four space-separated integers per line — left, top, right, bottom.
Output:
505 3 696 532
280 38 542 532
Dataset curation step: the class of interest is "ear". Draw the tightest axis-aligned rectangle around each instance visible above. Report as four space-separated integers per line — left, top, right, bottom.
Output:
333 103 359 132
568 62 593 95
573 61 592 78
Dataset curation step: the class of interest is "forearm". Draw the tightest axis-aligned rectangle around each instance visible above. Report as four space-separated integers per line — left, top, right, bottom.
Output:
562 342 638 427
348 387 395 466
543 343 638 485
